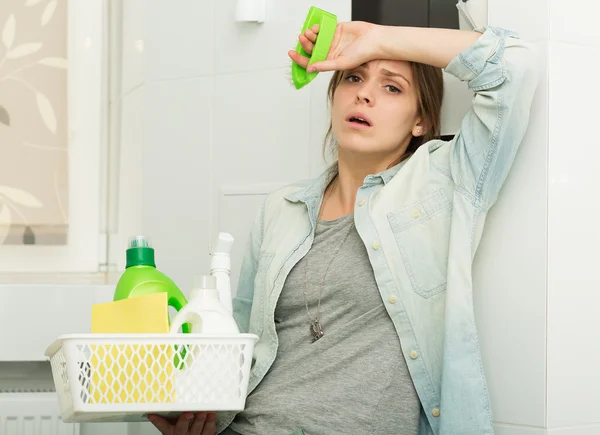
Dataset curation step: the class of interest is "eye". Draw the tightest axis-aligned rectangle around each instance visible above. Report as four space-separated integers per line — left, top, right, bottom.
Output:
346 74 361 83
385 85 402 94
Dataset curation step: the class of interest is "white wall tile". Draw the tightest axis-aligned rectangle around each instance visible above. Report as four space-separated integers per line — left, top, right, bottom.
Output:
215 0 351 75
440 72 473 136
217 190 273 296
547 41 600 429
213 69 312 186
145 0 215 81
121 0 145 95
495 424 547 435
142 78 214 291
110 87 144 271
473 41 548 428
548 425 600 435
0 285 113 361
489 0 549 41
309 70 334 177
550 0 600 45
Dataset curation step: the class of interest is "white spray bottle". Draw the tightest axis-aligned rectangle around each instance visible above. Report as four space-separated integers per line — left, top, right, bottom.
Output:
210 232 234 316
169 232 239 335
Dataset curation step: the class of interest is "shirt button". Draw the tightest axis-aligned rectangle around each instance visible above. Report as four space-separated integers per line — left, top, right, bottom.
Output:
358 199 366 206
389 296 397 304
412 209 421 219
372 241 381 250
409 351 418 359
432 408 440 417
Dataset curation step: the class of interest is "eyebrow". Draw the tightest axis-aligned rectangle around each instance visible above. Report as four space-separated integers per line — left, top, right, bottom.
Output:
357 64 411 87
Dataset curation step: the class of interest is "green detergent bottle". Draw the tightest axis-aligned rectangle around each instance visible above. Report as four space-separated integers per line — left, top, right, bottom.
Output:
113 235 190 334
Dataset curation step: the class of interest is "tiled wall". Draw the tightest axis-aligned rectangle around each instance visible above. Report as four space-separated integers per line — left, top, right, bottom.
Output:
483 0 600 434
546 1 600 433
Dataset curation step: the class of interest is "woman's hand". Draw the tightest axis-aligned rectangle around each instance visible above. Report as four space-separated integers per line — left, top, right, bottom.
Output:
288 21 383 73
288 22 482 71
148 412 217 435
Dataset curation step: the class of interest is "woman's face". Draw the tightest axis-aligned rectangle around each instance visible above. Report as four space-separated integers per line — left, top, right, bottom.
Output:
331 59 424 160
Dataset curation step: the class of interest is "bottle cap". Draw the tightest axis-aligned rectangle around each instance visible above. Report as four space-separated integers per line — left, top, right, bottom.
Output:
127 235 152 249
125 235 155 268
193 275 217 290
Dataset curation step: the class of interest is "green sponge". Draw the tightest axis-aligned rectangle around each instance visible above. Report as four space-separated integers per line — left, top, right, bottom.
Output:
291 6 338 90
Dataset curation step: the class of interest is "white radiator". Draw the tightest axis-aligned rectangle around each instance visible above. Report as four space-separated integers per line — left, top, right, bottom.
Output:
0 393 79 435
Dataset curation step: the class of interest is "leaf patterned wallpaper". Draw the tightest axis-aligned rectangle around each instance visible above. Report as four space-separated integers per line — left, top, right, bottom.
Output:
0 0 68 245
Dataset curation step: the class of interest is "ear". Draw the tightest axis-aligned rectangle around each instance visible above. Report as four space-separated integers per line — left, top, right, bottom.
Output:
412 118 427 137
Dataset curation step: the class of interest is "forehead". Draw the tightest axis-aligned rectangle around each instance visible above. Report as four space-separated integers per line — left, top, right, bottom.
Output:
359 59 413 79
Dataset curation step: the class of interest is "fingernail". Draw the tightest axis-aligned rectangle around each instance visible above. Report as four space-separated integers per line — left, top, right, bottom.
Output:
307 67 315 73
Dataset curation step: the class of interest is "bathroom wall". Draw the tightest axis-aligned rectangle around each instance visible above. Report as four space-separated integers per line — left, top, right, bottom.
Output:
477 0 600 434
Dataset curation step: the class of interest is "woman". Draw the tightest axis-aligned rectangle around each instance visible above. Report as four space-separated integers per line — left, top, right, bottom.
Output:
150 18 538 435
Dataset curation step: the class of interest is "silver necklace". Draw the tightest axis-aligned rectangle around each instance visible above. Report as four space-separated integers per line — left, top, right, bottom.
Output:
302 176 354 343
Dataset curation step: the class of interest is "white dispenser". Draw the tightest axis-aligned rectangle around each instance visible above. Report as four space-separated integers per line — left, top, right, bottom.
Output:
210 232 235 316
169 232 239 335
169 274 239 335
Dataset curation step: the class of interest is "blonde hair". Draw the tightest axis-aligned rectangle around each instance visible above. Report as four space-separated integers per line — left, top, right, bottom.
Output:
323 62 444 163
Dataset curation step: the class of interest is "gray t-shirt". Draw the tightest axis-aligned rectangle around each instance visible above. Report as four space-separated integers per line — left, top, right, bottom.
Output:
227 213 421 435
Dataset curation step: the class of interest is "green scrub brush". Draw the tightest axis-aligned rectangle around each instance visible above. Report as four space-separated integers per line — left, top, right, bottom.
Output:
291 6 338 90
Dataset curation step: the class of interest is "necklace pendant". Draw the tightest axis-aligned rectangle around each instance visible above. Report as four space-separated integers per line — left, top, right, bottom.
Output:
310 320 324 342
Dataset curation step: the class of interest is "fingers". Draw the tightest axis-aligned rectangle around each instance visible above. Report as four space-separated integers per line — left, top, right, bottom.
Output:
308 57 349 73
304 24 319 44
289 23 323 69
298 23 320 55
200 413 217 435
148 414 174 434
299 34 314 55
288 50 310 69
174 412 194 435
189 412 207 435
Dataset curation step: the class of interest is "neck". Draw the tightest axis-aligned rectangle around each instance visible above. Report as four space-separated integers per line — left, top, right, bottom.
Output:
319 149 403 221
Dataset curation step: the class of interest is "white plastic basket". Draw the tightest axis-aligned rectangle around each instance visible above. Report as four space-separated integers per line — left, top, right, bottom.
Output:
45 333 259 423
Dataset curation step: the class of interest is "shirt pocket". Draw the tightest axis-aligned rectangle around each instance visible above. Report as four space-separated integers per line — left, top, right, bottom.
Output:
386 189 452 299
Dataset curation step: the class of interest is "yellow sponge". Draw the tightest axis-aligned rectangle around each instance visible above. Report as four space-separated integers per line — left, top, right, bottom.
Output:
89 292 174 404
91 292 170 334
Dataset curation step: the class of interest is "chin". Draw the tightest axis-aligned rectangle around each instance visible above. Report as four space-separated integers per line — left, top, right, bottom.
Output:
335 133 381 154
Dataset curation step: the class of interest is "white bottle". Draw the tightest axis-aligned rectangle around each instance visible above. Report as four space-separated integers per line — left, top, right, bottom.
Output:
169 275 239 335
210 233 234 316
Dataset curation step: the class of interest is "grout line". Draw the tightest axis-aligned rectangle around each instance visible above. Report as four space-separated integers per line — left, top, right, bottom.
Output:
145 66 291 85
493 422 545 429
208 0 217 255
119 81 144 101
545 14 551 427
549 38 600 49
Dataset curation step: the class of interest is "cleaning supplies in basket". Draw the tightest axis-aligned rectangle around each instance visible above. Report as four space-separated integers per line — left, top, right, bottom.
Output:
44 231 260 422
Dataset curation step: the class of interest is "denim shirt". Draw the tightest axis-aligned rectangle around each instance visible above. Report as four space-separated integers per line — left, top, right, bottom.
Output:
216 26 538 435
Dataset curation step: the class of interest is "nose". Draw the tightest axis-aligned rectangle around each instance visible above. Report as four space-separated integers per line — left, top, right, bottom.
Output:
356 84 374 106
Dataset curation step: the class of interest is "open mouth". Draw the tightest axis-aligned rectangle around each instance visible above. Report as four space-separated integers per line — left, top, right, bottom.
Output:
348 116 371 127
346 114 373 128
